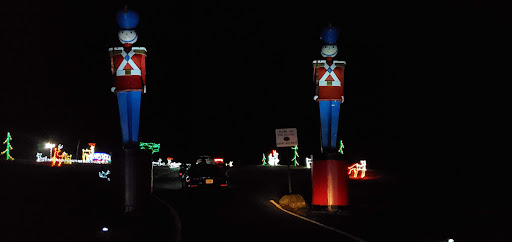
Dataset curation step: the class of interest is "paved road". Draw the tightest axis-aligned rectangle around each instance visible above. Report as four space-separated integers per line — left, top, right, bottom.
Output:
3 161 509 241
153 165 362 242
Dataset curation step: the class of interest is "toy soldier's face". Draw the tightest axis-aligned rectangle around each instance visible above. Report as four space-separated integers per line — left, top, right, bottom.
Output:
321 44 338 58
118 30 138 45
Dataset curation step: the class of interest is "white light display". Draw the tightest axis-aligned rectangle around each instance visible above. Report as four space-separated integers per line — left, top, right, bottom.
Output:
153 158 176 167
36 143 111 165
82 143 96 161
36 153 44 161
305 155 313 169
225 161 233 167
268 150 279 166
45 143 55 157
45 143 55 149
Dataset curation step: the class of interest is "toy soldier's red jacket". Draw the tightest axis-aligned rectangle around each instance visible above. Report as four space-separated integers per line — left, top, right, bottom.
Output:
313 60 345 101
109 47 147 92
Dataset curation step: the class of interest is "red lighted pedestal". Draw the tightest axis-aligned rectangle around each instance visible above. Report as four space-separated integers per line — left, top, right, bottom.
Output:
312 159 349 207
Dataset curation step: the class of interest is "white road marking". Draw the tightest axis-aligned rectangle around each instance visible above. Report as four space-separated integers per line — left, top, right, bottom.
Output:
269 200 366 242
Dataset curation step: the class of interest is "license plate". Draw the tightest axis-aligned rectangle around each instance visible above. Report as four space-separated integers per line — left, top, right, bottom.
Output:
206 179 213 184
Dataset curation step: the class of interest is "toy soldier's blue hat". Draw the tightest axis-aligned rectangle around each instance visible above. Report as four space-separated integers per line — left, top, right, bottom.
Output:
116 9 139 29
320 26 339 44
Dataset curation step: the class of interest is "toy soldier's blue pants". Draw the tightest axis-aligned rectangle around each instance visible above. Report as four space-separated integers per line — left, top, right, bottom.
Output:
117 91 142 145
319 100 341 151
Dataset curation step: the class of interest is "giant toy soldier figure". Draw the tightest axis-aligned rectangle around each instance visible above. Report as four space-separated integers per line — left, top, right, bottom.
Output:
109 8 147 147
311 25 349 209
108 7 152 214
313 25 346 153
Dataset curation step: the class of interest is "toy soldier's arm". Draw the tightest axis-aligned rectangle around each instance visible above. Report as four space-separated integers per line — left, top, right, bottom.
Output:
141 55 146 86
108 48 116 92
141 55 146 93
313 61 319 100
110 55 115 75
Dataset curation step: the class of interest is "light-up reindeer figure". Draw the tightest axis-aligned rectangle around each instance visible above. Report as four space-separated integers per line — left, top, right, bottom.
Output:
348 160 367 178
51 144 66 167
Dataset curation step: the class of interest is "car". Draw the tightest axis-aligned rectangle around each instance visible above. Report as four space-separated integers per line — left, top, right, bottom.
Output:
182 163 228 189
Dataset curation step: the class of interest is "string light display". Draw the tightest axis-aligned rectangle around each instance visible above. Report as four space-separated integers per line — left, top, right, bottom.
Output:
139 142 160 154
169 161 182 169
45 143 55 157
305 155 313 169
82 143 96 161
1 132 14 160
348 160 367 179
36 142 110 165
338 140 344 154
268 150 279 166
291 145 299 166
99 170 111 181
51 144 68 167
262 153 267 165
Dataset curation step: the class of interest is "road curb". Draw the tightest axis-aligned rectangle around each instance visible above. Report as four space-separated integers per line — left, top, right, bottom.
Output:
269 200 366 242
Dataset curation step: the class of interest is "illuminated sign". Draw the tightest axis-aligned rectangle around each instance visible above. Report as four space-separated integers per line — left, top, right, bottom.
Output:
91 153 111 164
275 128 298 147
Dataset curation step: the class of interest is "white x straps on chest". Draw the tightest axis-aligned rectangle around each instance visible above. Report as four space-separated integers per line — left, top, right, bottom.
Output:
117 49 141 76
318 63 341 86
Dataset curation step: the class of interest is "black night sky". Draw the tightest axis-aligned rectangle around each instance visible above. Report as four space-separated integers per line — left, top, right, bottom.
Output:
1 0 509 179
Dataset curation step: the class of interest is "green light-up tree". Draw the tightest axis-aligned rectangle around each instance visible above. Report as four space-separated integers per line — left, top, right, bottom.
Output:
291 145 299 166
262 153 267 165
338 140 344 154
1 132 14 160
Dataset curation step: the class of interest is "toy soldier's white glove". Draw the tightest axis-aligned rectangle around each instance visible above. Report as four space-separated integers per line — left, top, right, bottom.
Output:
111 87 116 93
341 96 344 103
313 95 318 101
144 85 146 93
